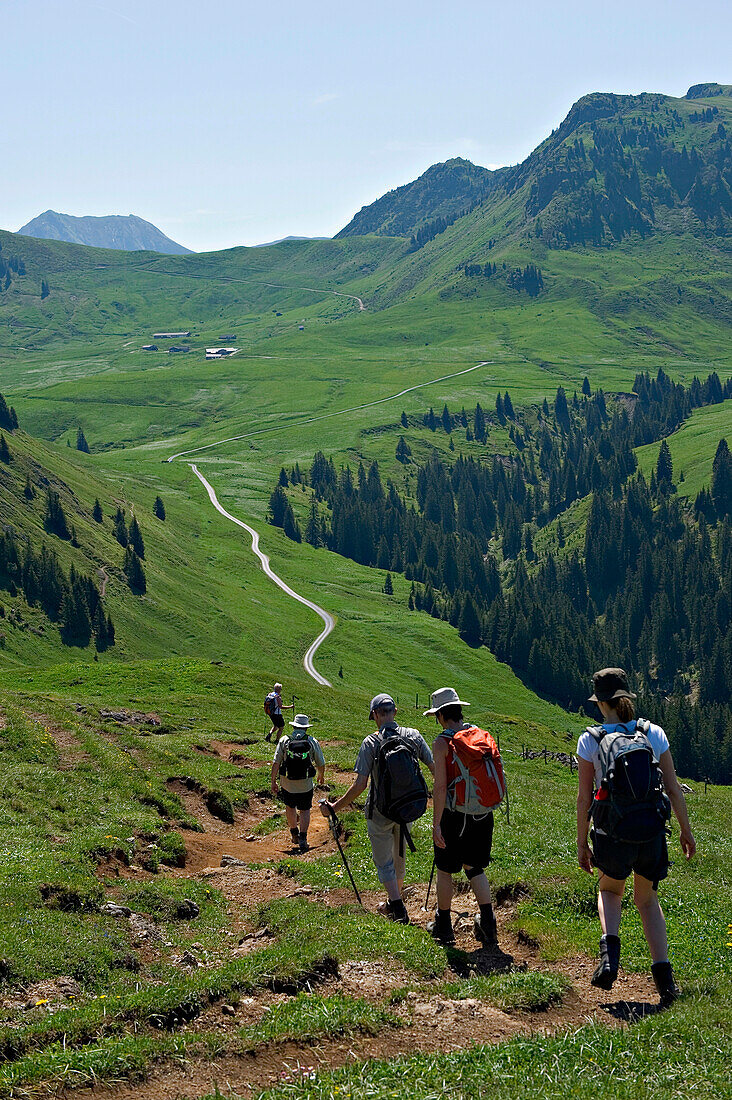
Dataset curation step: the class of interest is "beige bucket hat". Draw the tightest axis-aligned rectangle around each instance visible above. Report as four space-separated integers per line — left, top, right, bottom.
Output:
423 687 471 715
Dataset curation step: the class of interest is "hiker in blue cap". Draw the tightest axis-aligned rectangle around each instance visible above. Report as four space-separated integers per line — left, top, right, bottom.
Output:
320 693 433 923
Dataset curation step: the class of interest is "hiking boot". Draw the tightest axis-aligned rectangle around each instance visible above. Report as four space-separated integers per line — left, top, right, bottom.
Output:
290 828 299 848
651 961 680 1008
473 907 498 947
591 934 621 990
298 832 310 853
427 910 455 943
384 899 409 924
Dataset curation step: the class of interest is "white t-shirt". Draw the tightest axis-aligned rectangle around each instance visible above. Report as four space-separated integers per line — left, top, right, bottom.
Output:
577 720 669 786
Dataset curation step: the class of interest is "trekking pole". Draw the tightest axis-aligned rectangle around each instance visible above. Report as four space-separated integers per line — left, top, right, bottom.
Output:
320 801 363 907
422 858 436 912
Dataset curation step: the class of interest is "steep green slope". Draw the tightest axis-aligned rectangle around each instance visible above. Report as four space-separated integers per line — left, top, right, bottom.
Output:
336 157 502 238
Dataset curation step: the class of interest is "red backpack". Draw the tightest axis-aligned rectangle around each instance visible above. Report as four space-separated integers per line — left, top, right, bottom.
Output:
444 726 506 815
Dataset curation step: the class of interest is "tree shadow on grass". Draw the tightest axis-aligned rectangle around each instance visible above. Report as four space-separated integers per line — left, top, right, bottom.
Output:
445 942 516 976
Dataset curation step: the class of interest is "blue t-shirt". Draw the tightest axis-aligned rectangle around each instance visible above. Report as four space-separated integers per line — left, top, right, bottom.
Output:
577 719 669 786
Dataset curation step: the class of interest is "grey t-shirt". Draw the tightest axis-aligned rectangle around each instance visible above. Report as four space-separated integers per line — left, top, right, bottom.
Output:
354 721 433 814
274 734 325 794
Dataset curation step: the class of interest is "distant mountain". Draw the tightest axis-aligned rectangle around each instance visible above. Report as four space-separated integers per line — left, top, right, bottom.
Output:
337 84 732 253
254 235 330 247
18 211 192 254
336 158 505 239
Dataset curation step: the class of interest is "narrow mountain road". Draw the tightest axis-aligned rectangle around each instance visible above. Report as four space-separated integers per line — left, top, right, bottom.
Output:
174 359 495 686
190 464 334 687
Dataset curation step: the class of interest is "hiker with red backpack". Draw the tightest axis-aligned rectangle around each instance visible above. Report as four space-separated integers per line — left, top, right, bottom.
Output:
271 714 326 852
576 668 696 1007
425 687 506 946
320 693 434 924
264 682 293 743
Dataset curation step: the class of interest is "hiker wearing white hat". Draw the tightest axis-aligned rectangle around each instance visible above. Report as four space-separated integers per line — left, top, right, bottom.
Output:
320 693 434 924
425 687 505 946
271 714 325 852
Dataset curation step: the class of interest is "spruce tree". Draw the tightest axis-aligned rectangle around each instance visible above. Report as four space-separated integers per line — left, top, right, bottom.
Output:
656 439 673 488
123 548 147 594
0 434 9 463
76 427 90 453
383 572 393 595
503 391 515 420
44 489 71 540
711 438 732 519
400 411 408 428
92 499 103 523
129 516 145 559
396 436 411 463
153 496 166 520
113 508 128 547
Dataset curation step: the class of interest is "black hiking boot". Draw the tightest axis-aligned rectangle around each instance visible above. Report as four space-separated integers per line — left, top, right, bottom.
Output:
384 899 409 924
298 832 309 853
427 909 455 943
473 904 498 947
591 934 621 990
651 961 680 1008
290 828 299 848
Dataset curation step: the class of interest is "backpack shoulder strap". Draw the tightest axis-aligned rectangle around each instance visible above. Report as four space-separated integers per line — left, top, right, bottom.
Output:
585 724 605 746
635 718 651 735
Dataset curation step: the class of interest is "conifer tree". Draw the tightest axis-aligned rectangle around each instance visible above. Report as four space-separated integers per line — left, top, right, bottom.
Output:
123 548 147 594
92 499 103 523
0 434 9 463
401 411 408 428
113 508 128 547
44 489 71 540
383 572 393 595
129 516 145 559
76 427 90 453
153 496 166 520
396 436 411 463
24 476 35 500
711 438 732 519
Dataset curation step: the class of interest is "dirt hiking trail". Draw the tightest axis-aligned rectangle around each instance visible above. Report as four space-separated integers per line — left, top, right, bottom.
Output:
70 736 667 1100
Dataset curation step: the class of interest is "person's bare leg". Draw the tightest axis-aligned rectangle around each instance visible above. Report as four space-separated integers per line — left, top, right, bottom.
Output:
597 874 625 935
633 874 668 963
298 808 311 836
284 805 298 832
468 870 492 906
436 869 454 911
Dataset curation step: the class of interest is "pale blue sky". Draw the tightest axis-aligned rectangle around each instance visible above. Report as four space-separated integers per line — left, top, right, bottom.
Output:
2 0 730 251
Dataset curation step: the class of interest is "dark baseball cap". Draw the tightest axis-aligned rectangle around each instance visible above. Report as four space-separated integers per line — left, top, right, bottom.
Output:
588 668 637 704
369 693 395 719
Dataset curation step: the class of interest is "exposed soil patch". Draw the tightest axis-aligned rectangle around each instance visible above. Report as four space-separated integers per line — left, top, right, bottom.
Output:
166 778 336 874
30 712 89 770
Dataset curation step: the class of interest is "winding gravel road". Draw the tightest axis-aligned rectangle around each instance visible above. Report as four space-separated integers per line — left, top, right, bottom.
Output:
178 358 494 686
190 464 334 687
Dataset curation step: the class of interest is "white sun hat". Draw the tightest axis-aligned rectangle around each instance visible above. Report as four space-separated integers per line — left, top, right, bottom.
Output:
423 687 471 715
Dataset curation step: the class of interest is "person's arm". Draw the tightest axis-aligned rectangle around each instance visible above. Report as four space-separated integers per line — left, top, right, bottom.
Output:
419 736 436 778
659 749 696 859
319 773 369 816
432 738 448 849
576 757 595 873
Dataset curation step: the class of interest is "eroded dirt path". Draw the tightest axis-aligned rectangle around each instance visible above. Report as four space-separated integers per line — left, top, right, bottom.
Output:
74 741 662 1100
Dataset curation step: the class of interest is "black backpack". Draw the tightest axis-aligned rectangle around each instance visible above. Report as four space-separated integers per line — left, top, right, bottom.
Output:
280 733 316 781
588 719 671 843
369 727 429 853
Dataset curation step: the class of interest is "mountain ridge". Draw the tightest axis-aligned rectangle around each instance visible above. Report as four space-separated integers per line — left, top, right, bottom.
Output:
18 210 192 254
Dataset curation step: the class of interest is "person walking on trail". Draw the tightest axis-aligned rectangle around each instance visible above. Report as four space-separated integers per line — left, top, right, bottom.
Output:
320 693 434 924
425 687 505 947
271 714 325 853
265 682 293 743
576 667 696 1007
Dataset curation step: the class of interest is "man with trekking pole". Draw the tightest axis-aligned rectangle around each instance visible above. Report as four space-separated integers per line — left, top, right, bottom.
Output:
425 687 506 946
320 692 434 924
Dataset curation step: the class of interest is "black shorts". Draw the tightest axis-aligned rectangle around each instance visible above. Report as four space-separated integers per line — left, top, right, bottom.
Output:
271 714 285 729
280 787 313 811
434 809 494 875
591 828 669 889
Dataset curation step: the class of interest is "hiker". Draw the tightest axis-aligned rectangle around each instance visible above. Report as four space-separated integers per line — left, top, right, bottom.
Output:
320 693 433 924
576 667 696 1007
425 687 505 946
264 682 293 742
271 714 325 852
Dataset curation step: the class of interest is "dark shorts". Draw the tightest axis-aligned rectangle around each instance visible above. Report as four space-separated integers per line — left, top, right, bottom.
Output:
271 714 285 729
591 828 669 889
435 809 494 875
280 787 313 811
